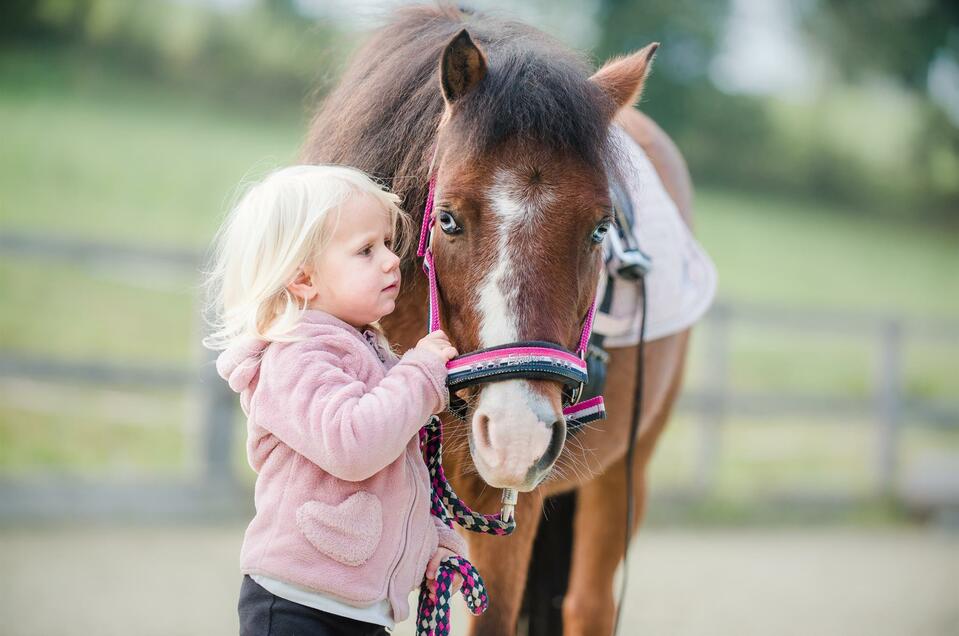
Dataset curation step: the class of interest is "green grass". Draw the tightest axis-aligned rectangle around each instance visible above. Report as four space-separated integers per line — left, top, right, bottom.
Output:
0 256 196 364
0 46 304 249
1 46 957 509
695 189 959 318
0 379 187 475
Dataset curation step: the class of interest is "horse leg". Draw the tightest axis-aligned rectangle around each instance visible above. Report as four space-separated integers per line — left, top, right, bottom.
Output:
562 333 689 636
560 454 640 636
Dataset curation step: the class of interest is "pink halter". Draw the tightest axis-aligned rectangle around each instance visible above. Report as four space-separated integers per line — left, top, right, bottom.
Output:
416 170 605 425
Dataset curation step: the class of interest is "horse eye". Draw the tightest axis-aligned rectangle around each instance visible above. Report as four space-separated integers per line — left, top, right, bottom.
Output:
591 221 611 244
438 211 462 235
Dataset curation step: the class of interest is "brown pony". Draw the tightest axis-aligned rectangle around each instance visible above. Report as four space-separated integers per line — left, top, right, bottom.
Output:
302 6 693 635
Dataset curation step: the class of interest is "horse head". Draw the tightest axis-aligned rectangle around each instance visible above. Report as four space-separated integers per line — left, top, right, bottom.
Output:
426 29 658 491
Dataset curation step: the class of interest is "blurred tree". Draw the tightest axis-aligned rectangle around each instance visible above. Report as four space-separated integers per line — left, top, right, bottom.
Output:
595 0 957 219
0 0 40 37
803 0 958 90
802 0 959 215
594 0 780 195
0 0 347 113
5 0 955 216
594 0 732 135
0 0 93 40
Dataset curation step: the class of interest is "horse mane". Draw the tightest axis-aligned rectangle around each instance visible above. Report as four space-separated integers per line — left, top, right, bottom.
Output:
300 3 617 266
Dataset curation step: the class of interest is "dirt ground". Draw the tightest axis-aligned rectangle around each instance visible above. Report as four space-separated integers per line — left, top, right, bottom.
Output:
1 524 956 636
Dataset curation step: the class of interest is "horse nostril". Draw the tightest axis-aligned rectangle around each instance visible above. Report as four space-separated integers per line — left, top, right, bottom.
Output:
533 418 567 475
475 414 492 450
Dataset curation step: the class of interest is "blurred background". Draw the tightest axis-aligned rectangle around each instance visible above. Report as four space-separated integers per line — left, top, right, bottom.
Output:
1 0 957 634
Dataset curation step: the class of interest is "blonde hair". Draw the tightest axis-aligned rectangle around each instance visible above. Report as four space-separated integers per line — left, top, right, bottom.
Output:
202 164 411 351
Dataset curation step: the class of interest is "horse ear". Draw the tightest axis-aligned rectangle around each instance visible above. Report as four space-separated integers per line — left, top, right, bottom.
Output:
439 29 488 106
589 42 659 111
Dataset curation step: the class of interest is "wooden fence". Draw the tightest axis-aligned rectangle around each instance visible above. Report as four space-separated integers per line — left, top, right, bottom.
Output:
685 302 959 499
1 232 956 520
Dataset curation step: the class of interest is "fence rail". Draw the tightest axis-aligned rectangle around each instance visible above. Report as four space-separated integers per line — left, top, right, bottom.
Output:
681 302 959 499
1 232 957 520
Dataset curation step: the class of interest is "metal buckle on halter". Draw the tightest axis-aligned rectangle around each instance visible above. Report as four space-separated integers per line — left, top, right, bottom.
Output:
564 354 587 407
607 180 653 281
565 382 584 408
606 224 652 281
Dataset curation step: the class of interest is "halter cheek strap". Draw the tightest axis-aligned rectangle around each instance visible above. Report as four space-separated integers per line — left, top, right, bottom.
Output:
417 169 605 426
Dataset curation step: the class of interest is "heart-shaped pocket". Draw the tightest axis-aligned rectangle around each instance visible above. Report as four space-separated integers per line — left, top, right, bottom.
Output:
296 491 383 566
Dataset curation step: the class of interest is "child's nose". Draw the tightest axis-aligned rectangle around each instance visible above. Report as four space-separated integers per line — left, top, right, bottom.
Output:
383 251 400 271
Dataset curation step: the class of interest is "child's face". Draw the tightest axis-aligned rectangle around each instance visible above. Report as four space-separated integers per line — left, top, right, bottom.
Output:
306 194 401 328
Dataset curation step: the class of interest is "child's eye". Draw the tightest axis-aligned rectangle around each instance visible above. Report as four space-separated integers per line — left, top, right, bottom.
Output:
384 237 393 249
359 244 373 256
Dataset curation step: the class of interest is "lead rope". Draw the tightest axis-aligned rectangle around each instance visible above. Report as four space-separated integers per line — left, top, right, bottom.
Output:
415 553 486 635
414 416 515 636
612 275 647 636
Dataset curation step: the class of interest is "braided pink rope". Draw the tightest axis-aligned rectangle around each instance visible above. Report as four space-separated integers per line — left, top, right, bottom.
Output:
414 416 507 635
415 555 488 636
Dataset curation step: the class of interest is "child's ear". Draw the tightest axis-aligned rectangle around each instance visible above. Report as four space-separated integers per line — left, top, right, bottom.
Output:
286 267 318 303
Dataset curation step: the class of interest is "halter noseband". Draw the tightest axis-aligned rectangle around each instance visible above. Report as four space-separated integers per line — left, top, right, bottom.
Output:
416 169 606 427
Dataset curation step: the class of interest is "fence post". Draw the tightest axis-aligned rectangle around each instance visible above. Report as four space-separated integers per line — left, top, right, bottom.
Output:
195 306 238 490
876 319 903 496
199 348 238 487
696 303 729 493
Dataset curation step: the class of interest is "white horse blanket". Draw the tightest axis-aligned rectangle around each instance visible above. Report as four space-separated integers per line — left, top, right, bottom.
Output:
593 125 718 346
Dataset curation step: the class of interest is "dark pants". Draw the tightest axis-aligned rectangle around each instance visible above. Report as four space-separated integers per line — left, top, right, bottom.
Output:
238 575 391 636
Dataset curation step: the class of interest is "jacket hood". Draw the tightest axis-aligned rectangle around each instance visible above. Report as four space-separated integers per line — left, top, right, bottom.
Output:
216 336 269 394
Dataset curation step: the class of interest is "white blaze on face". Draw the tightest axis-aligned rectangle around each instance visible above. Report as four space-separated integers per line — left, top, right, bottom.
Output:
477 171 522 347
471 169 558 486
477 168 553 346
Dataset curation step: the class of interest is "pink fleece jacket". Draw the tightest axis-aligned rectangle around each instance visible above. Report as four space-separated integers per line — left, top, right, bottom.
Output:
216 309 468 622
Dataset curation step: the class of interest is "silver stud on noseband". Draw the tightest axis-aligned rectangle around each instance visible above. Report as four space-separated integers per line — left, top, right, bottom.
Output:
500 488 518 522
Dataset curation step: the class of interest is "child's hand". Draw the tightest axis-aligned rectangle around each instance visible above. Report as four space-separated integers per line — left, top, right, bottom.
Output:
415 330 458 362
424 547 462 602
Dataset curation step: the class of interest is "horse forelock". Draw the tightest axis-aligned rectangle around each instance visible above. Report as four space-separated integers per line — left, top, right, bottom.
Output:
454 61 613 165
302 4 617 259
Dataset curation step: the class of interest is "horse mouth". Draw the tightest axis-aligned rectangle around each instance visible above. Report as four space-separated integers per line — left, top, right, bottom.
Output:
465 380 567 491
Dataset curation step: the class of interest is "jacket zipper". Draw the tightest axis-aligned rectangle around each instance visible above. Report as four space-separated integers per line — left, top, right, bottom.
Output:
384 450 417 606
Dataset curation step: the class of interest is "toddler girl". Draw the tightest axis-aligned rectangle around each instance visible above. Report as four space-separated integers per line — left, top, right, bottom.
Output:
203 165 467 635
